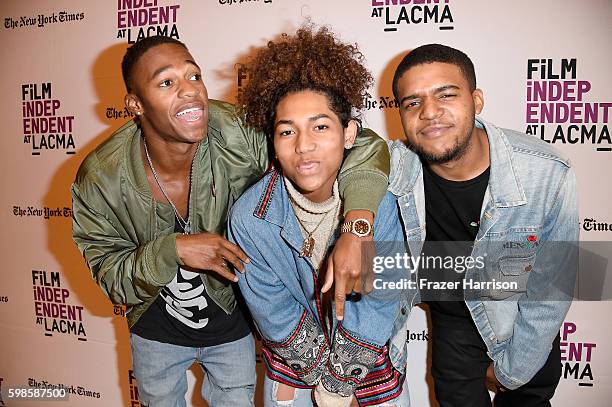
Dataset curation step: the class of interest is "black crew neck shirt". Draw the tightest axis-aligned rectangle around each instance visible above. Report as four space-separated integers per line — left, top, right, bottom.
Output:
421 162 490 325
131 219 250 346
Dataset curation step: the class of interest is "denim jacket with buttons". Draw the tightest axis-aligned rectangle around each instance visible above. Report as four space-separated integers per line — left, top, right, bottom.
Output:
387 117 579 390
228 170 417 403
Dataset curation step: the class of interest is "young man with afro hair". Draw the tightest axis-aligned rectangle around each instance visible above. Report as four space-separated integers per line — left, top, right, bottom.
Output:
230 25 415 407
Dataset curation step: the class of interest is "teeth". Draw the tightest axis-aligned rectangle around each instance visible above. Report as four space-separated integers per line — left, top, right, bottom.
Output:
176 107 200 116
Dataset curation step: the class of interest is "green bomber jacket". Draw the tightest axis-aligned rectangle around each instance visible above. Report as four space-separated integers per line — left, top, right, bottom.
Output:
71 100 390 328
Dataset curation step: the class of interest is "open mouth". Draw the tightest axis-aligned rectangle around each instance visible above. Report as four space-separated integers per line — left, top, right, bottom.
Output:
175 107 204 123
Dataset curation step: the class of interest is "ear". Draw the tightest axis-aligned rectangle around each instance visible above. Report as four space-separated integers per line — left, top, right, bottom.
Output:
472 88 484 115
343 120 358 149
125 93 143 117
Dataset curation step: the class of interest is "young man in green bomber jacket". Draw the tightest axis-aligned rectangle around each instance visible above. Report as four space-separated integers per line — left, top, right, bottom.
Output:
71 36 390 407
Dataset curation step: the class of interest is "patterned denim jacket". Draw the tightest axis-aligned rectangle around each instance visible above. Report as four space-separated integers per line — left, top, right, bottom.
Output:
228 170 417 404
387 117 579 390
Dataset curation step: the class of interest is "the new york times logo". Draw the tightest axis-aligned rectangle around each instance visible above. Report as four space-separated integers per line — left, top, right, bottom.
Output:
28 378 101 398
561 321 597 387
116 0 181 44
114 304 127 317
369 0 454 33
582 218 612 232
525 58 611 152
364 92 399 110
407 329 428 343
4 11 84 30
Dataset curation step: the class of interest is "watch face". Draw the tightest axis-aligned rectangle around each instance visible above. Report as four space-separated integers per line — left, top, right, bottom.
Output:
354 219 371 235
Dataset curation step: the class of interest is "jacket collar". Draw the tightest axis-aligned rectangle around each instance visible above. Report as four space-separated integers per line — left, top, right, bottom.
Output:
123 119 210 196
253 169 313 254
390 117 526 208
478 118 526 207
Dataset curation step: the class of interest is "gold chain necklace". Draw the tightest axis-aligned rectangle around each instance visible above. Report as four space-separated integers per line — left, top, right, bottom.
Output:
292 199 341 258
143 138 197 234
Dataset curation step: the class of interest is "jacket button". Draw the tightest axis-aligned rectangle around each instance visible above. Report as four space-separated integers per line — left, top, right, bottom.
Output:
401 308 407 315
525 264 533 272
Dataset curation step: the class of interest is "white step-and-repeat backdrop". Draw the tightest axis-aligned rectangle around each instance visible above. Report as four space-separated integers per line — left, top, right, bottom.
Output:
1 1 610 405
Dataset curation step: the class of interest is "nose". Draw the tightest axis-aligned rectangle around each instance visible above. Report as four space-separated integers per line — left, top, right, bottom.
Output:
295 132 315 154
419 97 442 120
178 78 200 98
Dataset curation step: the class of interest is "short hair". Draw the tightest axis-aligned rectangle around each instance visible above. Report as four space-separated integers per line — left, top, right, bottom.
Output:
392 44 477 100
121 35 188 93
238 25 373 136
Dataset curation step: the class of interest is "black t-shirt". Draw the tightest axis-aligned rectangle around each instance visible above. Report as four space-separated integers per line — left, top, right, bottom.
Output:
421 163 490 325
131 219 250 346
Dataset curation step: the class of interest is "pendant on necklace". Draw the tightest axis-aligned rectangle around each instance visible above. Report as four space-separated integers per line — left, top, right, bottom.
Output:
183 220 191 235
301 236 315 257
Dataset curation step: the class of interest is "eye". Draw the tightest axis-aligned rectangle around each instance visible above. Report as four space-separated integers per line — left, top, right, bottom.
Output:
189 73 202 81
159 79 172 88
403 100 419 109
314 124 329 131
278 129 294 137
440 93 456 99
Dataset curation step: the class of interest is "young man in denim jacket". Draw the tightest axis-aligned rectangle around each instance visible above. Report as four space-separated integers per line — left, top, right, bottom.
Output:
386 44 579 406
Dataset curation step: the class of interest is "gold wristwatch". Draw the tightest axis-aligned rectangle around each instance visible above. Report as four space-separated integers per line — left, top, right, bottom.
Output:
340 218 373 237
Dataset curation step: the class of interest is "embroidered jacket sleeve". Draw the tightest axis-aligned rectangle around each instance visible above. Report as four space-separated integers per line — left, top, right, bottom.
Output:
227 211 330 385
318 193 407 398
494 166 579 389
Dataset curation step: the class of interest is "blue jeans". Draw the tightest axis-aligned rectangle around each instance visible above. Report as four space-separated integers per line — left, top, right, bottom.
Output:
130 333 256 407
263 376 410 407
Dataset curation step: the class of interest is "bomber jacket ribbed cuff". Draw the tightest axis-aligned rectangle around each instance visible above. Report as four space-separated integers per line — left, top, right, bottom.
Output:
339 170 389 216
147 232 182 286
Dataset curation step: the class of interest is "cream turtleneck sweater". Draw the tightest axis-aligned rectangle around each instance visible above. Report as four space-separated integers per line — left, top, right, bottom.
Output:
284 176 342 269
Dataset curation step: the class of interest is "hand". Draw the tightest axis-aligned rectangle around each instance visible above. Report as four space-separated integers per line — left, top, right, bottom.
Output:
321 210 375 320
176 232 249 282
486 363 504 391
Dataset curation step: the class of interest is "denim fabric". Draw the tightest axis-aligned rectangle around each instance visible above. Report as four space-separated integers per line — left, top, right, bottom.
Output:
387 117 579 390
228 172 417 401
263 376 411 407
130 333 256 407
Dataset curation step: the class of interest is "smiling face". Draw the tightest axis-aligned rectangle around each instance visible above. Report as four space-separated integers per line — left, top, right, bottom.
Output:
396 62 484 164
273 90 357 203
125 43 209 145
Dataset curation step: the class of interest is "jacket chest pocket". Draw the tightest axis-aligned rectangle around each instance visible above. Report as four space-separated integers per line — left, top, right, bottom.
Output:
480 228 541 299
497 252 536 296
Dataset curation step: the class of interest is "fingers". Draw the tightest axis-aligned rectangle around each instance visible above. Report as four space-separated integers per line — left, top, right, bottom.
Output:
208 260 239 282
321 259 334 293
222 239 250 264
334 269 347 321
352 275 363 294
219 248 245 273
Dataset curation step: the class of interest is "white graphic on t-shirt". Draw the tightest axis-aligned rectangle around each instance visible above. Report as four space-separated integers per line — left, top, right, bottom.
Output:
160 268 209 329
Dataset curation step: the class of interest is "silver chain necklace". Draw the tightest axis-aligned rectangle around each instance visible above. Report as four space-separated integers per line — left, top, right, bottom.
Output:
143 138 196 234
